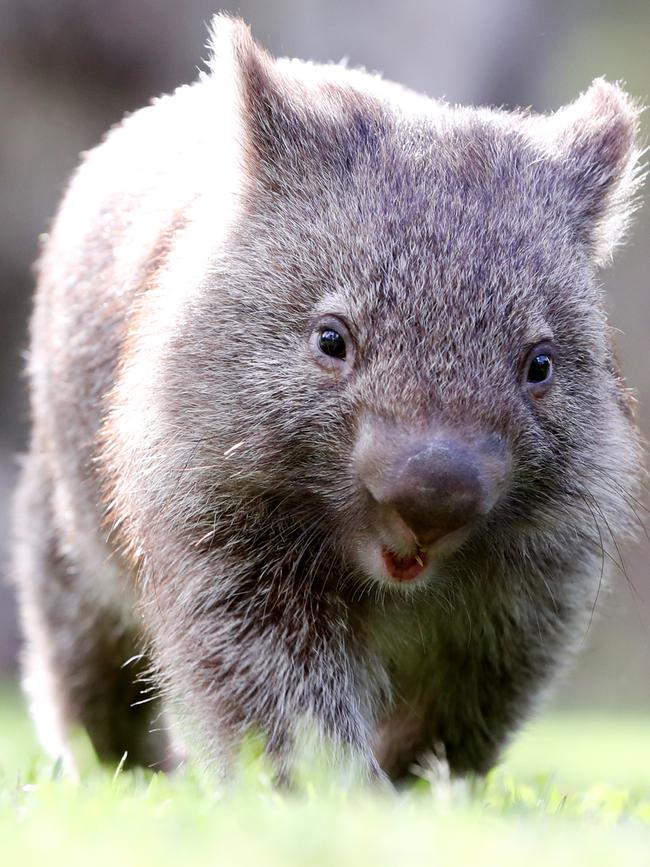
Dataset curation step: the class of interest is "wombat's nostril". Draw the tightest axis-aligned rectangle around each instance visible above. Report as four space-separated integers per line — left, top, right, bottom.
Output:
358 431 508 548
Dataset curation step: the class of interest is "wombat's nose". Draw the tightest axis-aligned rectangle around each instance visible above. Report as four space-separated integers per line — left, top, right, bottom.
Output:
381 441 483 545
356 426 510 547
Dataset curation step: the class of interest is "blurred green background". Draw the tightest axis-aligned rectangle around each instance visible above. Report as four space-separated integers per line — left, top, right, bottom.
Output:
0 0 648 719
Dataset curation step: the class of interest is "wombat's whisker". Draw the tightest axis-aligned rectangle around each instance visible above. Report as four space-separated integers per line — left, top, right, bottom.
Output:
583 491 627 574
589 466 650 541
223 441 246 458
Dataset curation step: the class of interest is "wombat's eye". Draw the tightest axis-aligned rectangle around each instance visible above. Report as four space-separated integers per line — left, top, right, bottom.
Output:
528 354 552 383
309 315 355 375
523 343 554 397
319 329 346 359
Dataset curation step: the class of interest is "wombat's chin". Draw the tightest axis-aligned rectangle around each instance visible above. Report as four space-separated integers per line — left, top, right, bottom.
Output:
352 527 472 590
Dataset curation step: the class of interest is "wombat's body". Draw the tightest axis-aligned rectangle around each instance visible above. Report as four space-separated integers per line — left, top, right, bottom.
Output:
13 17 644 780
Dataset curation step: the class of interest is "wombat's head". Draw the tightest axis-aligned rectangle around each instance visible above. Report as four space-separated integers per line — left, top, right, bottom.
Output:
150 18 645 595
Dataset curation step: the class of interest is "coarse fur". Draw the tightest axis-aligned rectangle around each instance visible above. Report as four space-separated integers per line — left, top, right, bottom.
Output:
12 15 646 781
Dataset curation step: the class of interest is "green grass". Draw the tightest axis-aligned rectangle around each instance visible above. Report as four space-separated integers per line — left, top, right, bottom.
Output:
1 683 650 866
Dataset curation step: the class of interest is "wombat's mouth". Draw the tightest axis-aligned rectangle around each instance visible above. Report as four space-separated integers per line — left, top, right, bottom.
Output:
381 547 428 583
353 525 473 590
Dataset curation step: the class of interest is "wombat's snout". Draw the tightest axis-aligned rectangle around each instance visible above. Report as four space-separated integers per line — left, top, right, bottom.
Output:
356 421 511 548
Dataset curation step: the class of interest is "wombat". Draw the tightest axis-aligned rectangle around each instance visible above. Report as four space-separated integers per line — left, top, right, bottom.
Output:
12 15 645 782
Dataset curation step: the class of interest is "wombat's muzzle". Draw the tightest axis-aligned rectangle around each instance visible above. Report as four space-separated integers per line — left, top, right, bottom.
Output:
355 420 511 548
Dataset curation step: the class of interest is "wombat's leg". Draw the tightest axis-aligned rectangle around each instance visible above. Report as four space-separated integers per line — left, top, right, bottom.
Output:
145 585 382 782
13 454 169 771
376 650 537 781
375 700 502 783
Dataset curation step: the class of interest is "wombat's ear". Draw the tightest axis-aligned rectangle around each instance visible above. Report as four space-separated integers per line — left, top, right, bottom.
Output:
546 79 645 267
207 15 368 190
207 15 314 183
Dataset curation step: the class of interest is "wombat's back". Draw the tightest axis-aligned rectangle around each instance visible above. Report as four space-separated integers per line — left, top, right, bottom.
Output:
33 81 213 466
13 76 243 768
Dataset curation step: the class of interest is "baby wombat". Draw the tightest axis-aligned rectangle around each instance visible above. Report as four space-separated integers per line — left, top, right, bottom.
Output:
12 16 645 782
